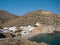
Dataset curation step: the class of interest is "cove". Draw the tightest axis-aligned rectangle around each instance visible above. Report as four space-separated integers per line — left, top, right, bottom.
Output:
28 33 60 45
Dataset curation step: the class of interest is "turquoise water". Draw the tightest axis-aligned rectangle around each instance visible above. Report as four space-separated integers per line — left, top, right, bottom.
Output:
28 33 60 45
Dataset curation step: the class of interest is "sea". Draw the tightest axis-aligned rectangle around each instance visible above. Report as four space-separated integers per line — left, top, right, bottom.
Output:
28 33 60 45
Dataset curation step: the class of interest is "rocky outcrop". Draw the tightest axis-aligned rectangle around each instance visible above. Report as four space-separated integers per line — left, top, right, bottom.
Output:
0 32 15 38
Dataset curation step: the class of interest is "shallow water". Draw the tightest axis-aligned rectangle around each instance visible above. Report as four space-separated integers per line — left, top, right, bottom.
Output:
28 33 60 45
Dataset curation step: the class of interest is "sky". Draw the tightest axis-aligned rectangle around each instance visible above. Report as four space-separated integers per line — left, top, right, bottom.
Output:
0 0 60 16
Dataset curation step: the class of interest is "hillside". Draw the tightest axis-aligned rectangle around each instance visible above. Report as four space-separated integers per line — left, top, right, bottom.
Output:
0 10 18 26
1 10 60 27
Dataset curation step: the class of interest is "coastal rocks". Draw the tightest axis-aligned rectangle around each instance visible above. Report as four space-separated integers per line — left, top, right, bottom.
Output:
0 32 15 38
0 37 48 45
41 25 55 33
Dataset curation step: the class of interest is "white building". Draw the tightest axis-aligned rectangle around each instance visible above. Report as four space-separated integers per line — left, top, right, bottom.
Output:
35 22 42 27
3 30 10 33
21 30 29 35
3 27 8 30
8 26 17 32
20 26 27 31
20 25 35 36
0 29 9 33
20 25 35 31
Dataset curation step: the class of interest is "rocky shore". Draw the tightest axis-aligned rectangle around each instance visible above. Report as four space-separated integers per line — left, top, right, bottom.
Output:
0 36 48 45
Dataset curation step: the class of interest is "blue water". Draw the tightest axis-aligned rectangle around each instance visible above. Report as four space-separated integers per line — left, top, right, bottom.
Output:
28 33 60 45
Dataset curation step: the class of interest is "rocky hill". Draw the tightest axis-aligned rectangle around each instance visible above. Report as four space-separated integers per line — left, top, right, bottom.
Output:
1 10 60 27
0 10 19 26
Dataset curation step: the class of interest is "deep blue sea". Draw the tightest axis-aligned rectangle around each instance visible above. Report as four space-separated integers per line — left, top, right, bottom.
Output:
28 33 60 45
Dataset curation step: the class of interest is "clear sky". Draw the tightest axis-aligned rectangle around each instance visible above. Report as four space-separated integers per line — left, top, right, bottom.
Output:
0 0 60 16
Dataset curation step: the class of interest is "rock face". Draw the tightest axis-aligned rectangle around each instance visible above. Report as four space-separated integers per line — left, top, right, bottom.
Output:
41 25 55 33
